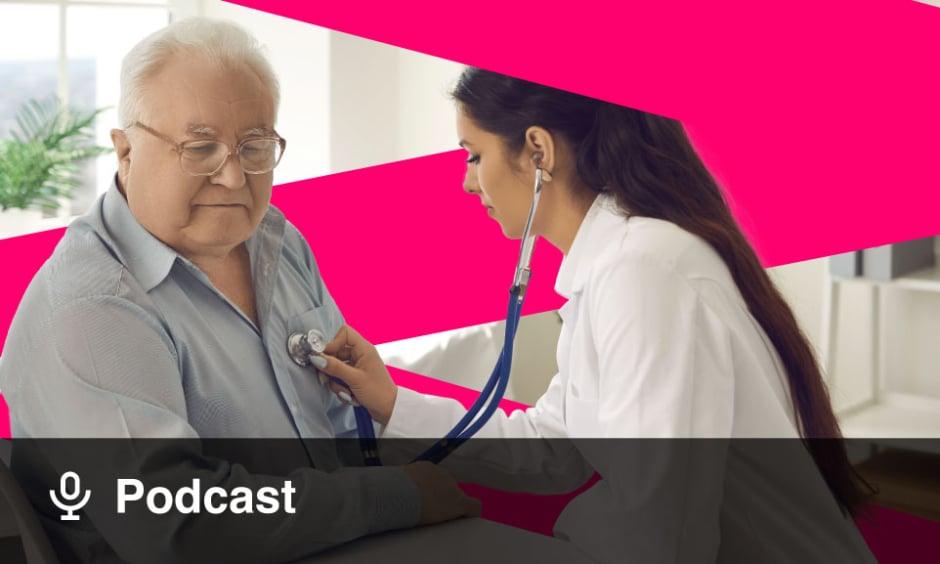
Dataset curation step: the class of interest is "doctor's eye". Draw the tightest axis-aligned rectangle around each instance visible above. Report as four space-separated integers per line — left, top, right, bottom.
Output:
466 154 480 165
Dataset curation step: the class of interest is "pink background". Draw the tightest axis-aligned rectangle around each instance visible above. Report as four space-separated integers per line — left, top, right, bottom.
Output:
1 0 938 560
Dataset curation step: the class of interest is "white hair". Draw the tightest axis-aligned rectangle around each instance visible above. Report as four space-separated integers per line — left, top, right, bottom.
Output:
118 17 280 127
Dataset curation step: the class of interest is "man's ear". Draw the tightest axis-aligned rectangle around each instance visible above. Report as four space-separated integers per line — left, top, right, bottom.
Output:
110 129 132 189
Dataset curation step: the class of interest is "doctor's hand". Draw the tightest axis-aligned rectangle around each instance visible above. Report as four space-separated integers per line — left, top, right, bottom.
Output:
403 461 482 525
315 324 398 425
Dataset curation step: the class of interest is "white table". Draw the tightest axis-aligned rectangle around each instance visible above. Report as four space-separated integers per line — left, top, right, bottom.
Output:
299 518 594 563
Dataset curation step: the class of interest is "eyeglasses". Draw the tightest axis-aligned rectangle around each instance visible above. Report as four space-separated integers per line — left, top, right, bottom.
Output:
126 122 287 177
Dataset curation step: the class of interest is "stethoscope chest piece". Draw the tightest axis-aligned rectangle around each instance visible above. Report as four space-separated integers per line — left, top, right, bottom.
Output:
287 329 327 367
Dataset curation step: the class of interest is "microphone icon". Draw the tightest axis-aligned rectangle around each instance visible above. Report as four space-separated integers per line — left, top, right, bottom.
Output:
49 471 92 521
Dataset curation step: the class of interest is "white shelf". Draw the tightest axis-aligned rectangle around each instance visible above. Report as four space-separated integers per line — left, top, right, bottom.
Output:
832 264 940 292
839 393 940 454
823 247 940 455
891 264 940 292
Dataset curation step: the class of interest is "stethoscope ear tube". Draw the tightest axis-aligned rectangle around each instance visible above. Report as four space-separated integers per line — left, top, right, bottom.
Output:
414 165 544 464
414 285 526 464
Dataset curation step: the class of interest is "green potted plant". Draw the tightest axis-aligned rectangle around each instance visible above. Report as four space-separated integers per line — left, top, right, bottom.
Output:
0 98 112 236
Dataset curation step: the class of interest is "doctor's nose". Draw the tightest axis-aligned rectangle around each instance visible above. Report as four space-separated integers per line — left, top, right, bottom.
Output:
463 168 480 195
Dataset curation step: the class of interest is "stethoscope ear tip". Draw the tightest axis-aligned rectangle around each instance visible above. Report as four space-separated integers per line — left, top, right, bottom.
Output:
531 153 552 182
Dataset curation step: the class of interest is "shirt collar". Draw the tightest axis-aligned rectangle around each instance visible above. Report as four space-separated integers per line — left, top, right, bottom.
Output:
102 178 178 292
100 176 285 293
554 193 625 299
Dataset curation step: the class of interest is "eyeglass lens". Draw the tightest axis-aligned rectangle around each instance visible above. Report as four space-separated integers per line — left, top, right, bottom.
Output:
180 139 282 175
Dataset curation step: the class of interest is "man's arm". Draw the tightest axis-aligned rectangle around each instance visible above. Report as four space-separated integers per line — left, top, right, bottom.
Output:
10 295 424 563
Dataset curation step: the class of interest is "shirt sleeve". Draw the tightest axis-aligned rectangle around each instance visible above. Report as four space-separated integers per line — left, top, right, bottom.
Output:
586 253 736 438
11 295 420 563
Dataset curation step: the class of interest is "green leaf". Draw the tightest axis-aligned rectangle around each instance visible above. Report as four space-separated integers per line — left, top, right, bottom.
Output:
1 97 113 211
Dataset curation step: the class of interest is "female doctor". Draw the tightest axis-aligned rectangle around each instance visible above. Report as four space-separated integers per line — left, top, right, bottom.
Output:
316 68 875 562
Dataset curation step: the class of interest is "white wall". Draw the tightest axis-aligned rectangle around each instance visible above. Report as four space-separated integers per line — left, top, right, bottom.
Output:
195 1 464 176
327 31 399 173
197 0 331 182
395 50 463 159
327 32 462 172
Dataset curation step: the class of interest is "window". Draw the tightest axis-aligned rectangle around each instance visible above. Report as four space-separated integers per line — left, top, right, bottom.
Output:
0 0 170 220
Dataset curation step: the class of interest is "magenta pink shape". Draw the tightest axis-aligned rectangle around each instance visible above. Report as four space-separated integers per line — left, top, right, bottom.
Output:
225 0 940 267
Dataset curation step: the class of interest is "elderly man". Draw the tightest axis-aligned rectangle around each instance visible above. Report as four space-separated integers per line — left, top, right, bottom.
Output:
0 17 476 562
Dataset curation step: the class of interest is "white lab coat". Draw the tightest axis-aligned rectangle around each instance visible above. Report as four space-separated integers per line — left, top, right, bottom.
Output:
382 195 876 563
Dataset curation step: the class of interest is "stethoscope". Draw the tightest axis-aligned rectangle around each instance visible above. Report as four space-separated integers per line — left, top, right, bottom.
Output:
287 154 549 466
287 329 381 466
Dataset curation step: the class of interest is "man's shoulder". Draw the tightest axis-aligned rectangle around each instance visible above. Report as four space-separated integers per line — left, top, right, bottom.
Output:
32 219 130 306
272 211 321 272
1 219 152 388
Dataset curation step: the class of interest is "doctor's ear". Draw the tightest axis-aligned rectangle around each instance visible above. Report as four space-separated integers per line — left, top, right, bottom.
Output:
531 153 553 182
523 126 555 180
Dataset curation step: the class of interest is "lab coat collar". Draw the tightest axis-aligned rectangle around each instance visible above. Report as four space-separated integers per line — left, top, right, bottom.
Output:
554 193 625 299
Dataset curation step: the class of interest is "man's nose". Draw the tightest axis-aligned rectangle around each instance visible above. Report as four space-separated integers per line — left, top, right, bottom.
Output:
211 153 246 189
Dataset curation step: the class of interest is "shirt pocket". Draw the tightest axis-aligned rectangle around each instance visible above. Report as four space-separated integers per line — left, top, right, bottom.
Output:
287 304 344 346
284 304 345 413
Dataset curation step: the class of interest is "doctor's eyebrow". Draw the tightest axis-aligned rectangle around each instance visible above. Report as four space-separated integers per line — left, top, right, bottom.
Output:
458 139 473 148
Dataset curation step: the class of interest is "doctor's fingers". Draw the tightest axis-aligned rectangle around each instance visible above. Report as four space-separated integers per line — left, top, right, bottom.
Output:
312 353 363 386
403 462 482 525
315 372 358 404
314 352 398 424
322 330 354 363
322 375 362 406
316 348 394 388
317 363 364 405
323 324 375 361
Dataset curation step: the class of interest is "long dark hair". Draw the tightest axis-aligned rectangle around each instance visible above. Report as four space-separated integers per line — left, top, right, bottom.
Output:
453 68 870 516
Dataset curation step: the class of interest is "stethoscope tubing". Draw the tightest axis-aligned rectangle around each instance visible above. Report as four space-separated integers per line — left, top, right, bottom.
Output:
305 164 545 466
413 286 525 464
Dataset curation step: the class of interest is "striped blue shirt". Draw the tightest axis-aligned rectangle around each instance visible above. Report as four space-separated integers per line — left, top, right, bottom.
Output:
2 180 363 446
0 179 420 560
